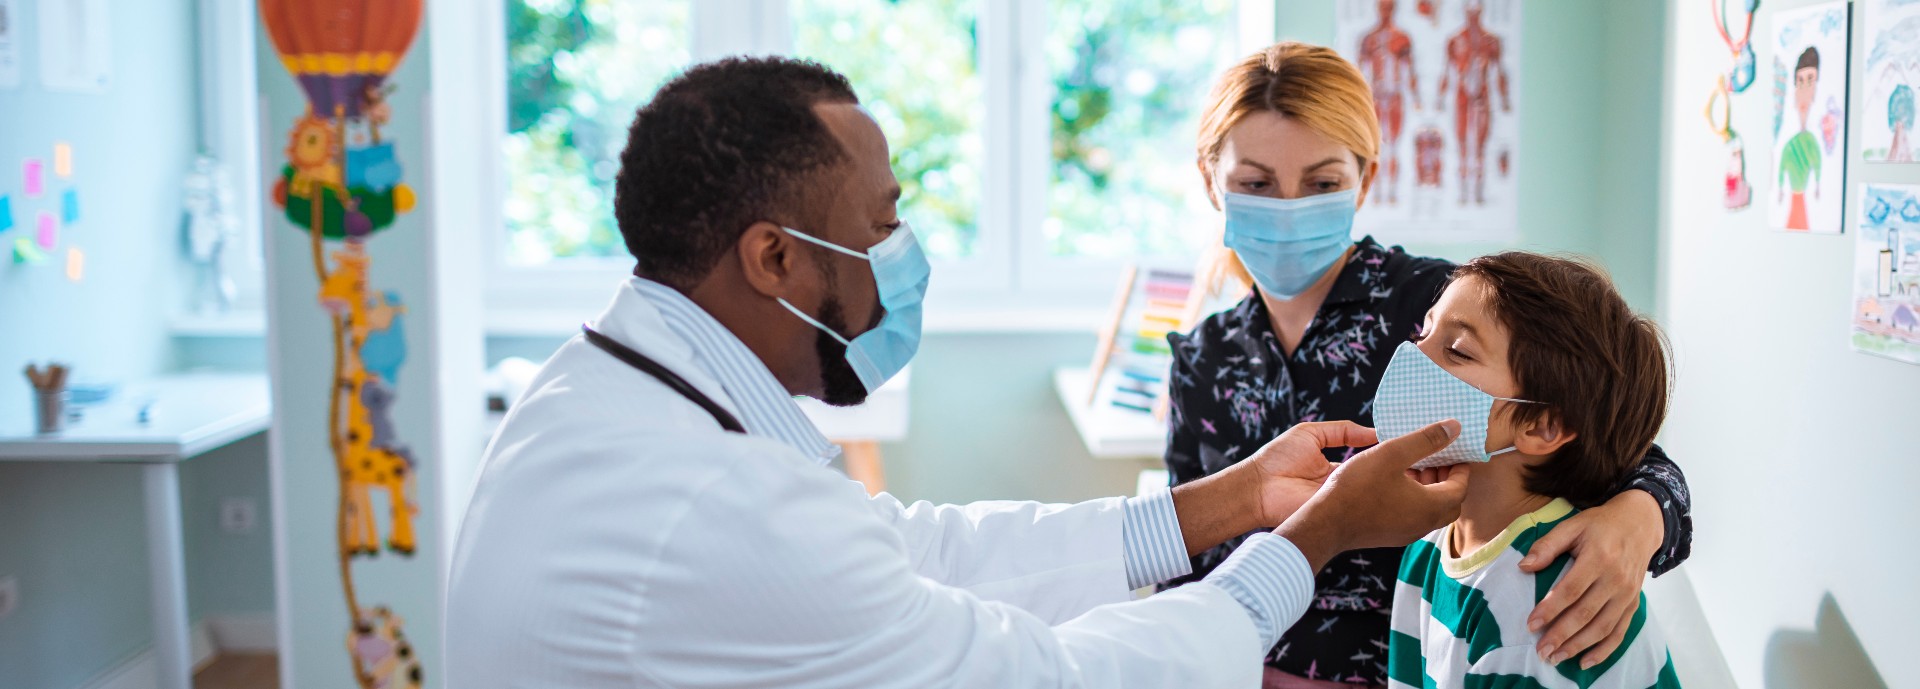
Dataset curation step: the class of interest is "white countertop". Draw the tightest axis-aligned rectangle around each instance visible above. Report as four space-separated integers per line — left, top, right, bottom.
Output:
0 373 271 463
1052 367 1168 460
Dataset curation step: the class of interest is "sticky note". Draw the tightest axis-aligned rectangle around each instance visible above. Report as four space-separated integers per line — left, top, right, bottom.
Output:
12 238 44 264
61 189 79 224
53 143 73 178
65 247 85 282
36 212 56 249
23 159 43 197
0 195 12 233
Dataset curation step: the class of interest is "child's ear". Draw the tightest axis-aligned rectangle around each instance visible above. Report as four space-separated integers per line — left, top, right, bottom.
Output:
1513 411 1578 456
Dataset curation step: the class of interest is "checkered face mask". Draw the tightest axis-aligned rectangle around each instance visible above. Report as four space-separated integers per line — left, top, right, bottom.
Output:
1372 341 1540 470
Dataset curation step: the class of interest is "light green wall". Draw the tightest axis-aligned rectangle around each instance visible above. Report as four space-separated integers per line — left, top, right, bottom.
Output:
0 2 277 688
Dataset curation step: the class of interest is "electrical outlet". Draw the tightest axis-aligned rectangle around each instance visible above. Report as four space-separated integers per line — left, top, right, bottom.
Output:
220 497 257 534
0 576 17 620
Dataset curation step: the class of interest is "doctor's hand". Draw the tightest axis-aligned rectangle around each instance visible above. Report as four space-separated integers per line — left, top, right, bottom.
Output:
1170 421 1369 557
1273 419 1471 572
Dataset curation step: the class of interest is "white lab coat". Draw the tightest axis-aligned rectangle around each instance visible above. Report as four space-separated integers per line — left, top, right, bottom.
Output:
445 285 1267 688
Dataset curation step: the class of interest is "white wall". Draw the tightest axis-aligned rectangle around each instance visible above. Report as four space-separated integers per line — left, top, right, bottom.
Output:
1660 1 1914 687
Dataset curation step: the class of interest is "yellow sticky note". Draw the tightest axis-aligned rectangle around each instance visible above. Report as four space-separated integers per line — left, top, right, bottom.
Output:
53 142 72 178
65 247 84 282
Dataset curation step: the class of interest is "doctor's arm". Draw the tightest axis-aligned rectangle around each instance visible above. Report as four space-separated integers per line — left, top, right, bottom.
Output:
865 420 1355 620
640 422 1468 688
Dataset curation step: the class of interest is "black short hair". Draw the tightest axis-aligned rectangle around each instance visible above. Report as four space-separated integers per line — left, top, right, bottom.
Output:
1797 47 1820 73
613 57 859 288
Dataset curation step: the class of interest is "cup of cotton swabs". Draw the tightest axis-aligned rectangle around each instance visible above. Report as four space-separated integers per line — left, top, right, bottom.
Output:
25 363 70 435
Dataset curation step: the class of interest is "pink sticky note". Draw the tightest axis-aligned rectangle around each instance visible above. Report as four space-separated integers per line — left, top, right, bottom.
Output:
36 212 56 249
23 159 44 197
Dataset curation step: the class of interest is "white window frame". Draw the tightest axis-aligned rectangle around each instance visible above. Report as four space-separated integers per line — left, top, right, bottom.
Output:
475 0 1279 334
169 0 267 335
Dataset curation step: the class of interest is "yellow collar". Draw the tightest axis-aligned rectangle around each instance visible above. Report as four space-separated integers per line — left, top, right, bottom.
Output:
1441 498 1574 578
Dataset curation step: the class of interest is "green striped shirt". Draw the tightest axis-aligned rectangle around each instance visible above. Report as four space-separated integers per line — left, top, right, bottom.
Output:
1388 499 1682 689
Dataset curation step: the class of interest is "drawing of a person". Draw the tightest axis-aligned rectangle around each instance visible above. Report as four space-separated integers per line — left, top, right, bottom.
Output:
1889 84 1914 163
1778 47 1822 230
1358 0 1418 205
1438 0 1509 206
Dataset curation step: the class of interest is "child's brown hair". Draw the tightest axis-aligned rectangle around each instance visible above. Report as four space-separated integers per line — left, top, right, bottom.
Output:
1452 252 1671 506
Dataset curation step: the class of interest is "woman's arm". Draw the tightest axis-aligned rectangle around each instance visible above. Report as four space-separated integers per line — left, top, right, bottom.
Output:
1515 444 1693 669
1618 445 1692 574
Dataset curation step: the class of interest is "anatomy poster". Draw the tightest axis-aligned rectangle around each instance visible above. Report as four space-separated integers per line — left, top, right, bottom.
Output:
1864 0 1920 163
1335 0 1520 243
1853 185 1920 365
1769 2 1850 233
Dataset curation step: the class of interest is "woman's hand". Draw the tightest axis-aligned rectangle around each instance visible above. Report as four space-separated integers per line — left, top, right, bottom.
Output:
1518 489 1664 668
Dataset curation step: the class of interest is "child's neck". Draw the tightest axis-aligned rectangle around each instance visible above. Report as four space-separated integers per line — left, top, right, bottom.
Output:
1449 455 1555 557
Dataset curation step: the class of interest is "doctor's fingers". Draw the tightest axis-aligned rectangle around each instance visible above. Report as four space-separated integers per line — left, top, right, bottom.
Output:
1349 419 1461 474
1279 420 1380 450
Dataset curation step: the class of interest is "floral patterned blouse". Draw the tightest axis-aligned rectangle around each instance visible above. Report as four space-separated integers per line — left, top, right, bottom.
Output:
1160 237 1694 685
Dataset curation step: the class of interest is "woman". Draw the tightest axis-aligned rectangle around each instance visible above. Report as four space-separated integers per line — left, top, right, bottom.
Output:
1161 42 1693 688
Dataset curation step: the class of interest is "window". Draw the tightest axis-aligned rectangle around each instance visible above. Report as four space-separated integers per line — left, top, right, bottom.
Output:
791 0 985 259
496 0 1275 324
504 0 692 263
1044 0 1241 259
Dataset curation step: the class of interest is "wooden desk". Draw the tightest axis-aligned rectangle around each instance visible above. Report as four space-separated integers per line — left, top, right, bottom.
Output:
0 374 271 689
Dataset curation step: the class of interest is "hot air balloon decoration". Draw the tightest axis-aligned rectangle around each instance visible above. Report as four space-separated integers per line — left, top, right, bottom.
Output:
261 0 421 239
258 2 427 688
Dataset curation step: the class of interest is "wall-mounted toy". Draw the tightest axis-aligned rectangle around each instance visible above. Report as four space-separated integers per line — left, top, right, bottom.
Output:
258 2 426 687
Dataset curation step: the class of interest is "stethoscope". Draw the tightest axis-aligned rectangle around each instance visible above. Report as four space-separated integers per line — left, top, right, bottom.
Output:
580 325 746 434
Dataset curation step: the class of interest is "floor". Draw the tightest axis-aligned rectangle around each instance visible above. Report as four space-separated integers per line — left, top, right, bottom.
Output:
194 654 278 689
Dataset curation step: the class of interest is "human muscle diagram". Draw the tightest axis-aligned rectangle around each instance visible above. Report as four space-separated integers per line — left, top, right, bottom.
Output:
1338 0 1520 242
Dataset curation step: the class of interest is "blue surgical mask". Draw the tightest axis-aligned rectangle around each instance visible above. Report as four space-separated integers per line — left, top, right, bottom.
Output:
1221 189 1358 299
1372 341 1541 469
776 223 931 393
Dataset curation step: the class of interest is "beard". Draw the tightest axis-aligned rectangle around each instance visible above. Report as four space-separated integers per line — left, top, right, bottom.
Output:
812 295 871 407
810 258 886 408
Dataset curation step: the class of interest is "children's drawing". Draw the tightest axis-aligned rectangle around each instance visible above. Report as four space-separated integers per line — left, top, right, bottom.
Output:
1865 0 1920 162
1336 0 1520 242
1853 185 1920 365
1769 2 1850 234
258 1 426 687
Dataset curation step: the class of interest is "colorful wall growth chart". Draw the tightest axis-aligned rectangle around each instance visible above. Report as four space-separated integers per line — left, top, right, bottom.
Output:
1334 0 1520 242
1864 0 1920 162
258 0 426 687
1854 184 1920 364
1770 2 1851 233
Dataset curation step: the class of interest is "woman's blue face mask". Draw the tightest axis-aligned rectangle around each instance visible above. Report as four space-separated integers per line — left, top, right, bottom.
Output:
1220 188 1358 299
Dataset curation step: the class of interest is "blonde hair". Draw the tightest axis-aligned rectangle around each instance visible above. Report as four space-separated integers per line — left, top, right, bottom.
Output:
1196 42 1380 295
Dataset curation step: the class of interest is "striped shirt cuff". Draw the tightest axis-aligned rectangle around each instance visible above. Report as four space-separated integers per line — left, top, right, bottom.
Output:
1203 532 1315 649
1120 488 1192 589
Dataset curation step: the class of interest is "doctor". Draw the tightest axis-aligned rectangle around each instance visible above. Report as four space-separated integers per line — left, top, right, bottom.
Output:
446 57 1471 688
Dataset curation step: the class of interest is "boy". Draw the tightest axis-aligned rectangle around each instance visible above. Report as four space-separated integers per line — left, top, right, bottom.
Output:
1379 252 1681 688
